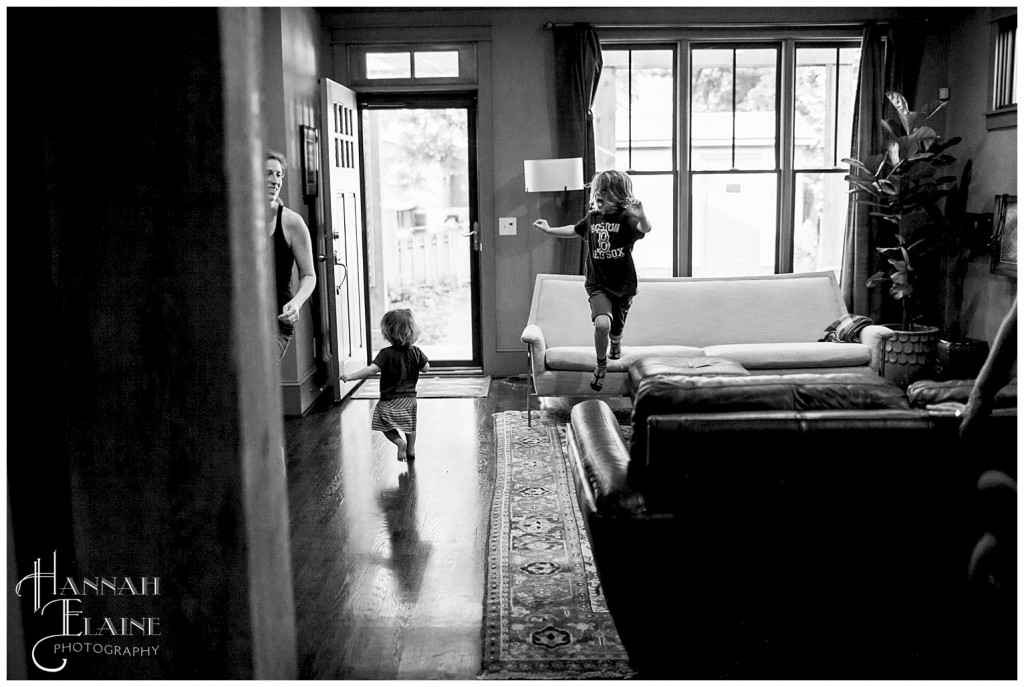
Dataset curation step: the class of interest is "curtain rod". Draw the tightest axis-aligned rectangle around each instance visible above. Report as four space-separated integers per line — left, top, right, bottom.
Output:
542 19 921 30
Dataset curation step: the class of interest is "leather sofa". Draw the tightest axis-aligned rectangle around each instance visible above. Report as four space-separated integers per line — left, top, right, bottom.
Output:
565 371 1017 679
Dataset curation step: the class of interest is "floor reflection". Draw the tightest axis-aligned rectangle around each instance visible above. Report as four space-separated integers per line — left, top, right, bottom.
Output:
377 463 432 599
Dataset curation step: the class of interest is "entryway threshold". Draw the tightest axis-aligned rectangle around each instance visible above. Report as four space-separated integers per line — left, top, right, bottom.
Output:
423 366 486 377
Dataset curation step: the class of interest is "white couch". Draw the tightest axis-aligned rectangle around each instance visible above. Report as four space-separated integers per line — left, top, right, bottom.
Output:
521 272 893 401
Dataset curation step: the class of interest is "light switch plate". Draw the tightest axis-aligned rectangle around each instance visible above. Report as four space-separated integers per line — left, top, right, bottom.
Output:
499 217 517 235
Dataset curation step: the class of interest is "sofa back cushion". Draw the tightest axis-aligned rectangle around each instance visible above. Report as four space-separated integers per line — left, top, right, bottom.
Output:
629 373 910 468
528 272 850 348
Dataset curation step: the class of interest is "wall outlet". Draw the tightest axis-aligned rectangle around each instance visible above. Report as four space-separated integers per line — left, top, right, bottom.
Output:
499 217 517 235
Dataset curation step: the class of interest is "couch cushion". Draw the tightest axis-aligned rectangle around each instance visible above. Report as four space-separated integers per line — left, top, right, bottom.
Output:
906 378 1018 408
545 345 705 373
628 355 749 390
629 372 910 467
528 272 852 348
702 342 872 369
633 372 908 415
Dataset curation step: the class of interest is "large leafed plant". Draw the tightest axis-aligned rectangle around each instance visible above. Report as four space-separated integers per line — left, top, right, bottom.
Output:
843 91 961 330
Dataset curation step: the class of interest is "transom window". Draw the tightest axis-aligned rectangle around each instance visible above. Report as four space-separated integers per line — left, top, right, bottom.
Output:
595 35 860 279
347 43 477 87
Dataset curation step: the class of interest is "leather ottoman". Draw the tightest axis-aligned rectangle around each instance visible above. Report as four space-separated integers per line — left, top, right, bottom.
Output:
626 354 749 397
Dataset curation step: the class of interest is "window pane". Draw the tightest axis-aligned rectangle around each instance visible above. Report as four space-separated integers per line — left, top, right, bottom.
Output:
628 174 674 277
593 50 627 170
691 49 734 171
594 49 674 172
691 173 777 276
366 52 411 79
629 50 675 171
414 51 459 78
734 49 777 170
793 171 848 276
691 48 777 171
795 46 861 169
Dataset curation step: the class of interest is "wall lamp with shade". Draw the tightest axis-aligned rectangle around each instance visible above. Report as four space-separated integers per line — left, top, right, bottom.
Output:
524 157 584 206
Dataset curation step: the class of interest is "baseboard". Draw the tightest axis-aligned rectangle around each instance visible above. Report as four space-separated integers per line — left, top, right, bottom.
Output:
281 365 325 417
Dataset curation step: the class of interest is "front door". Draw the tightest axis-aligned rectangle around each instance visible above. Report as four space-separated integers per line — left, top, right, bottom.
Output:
320 78 370 401
360 96 482 368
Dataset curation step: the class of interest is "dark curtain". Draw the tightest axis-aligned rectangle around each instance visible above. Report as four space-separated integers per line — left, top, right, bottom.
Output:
553 23 603 275
841 23 922 321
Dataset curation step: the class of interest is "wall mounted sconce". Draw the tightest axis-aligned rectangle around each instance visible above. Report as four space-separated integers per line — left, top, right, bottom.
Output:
524 157 584 205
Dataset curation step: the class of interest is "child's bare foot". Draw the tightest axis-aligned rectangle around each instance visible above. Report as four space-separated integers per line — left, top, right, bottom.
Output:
396 437 408 462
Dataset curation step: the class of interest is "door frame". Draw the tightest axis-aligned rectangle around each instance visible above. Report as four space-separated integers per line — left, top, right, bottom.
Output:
357 92 483 368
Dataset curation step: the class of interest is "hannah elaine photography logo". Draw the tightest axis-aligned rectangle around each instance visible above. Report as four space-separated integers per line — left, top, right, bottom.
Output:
15 551 163 673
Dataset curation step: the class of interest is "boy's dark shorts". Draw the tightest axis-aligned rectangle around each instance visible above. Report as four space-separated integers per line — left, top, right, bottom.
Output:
587 288 633 337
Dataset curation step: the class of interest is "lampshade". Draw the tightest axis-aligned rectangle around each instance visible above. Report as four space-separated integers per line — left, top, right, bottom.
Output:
524 157 584 193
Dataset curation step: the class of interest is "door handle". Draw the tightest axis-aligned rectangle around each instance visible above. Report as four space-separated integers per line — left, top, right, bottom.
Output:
318 254 328 262
471 221 480 252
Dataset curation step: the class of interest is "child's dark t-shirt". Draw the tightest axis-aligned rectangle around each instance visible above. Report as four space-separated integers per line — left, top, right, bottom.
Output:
372 345 429 400
574 207 645 298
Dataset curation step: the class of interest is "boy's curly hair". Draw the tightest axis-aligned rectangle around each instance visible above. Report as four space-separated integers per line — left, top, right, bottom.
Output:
588 170 636 212
381 308 420 347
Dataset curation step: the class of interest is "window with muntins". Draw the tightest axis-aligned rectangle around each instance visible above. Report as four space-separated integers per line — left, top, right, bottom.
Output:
595 33 860 278
347 44 477 88
987 12 1017 130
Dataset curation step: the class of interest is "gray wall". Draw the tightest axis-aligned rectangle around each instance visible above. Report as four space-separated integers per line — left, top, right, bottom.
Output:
323 6 1011 377
943 8 1018 343
264 7 330 413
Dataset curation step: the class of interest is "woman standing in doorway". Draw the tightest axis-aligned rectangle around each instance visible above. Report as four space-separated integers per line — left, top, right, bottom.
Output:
266 150 317 359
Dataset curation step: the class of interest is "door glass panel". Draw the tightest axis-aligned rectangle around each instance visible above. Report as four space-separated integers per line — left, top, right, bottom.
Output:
691 173 777 276
363 107 473 363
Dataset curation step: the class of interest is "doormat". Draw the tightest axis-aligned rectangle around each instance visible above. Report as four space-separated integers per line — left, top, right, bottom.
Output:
350 375 491 399
481 410 635 679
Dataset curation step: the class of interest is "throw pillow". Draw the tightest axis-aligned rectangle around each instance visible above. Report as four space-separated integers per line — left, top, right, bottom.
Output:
820 314 873 343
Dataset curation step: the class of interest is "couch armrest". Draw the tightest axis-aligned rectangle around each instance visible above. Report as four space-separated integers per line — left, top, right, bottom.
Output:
857 324 895 373
569 400 645 515
521 323 547 382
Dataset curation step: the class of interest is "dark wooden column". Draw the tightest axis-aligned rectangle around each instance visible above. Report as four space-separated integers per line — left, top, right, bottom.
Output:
8 8 297 679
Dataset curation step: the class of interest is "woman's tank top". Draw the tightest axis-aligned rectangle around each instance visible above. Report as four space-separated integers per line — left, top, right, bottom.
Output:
274 204 295 334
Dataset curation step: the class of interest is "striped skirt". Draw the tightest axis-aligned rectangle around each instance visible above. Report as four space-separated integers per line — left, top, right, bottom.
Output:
371 396 418 433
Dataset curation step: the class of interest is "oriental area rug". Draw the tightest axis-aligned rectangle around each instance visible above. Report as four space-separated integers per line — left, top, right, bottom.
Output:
481 410 635 679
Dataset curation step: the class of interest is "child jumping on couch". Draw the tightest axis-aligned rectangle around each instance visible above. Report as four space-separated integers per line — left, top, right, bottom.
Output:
533 170 652 390
342 308 429 461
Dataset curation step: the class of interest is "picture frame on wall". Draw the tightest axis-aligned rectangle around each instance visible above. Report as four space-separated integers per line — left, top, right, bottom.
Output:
991 193 1017 278
300 125 320 197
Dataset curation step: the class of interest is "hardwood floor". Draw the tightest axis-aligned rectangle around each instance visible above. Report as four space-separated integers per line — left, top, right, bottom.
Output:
284 376 531 679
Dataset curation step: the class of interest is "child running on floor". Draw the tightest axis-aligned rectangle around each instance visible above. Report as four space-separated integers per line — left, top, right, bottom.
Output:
341 308 429 461
533 170 652 390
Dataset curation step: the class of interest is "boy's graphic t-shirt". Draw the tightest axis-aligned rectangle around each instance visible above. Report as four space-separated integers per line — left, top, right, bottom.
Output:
372 345 429 400
574 207 645 298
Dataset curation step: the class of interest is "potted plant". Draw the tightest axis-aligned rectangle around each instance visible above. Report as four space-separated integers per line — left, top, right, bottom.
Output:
843 91 962 386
